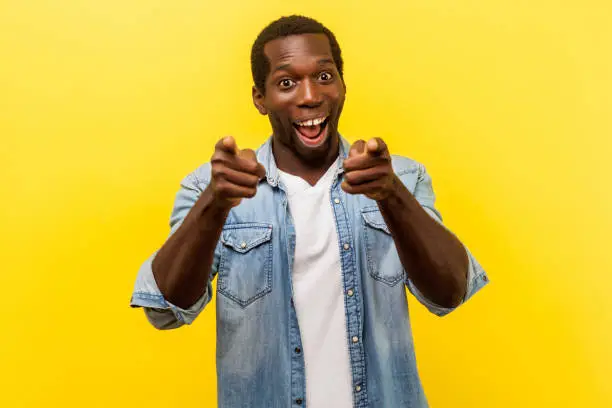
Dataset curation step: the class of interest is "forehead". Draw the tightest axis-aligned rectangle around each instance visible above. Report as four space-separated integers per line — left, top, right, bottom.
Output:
263 33 333 67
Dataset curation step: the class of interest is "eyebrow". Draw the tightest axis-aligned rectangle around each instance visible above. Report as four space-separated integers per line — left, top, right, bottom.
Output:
272 58 335 74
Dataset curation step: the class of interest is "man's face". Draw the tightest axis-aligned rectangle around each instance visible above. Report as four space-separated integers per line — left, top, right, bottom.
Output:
253 33 346 163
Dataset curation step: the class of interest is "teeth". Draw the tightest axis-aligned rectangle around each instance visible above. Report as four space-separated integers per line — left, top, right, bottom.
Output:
296 116 327 127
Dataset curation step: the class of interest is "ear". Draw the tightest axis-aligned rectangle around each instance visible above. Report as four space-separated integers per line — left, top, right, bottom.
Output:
252 86 268 115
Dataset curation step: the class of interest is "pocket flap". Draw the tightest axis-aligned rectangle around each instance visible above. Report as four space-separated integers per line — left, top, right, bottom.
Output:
361 207 391 235
221 223 273 253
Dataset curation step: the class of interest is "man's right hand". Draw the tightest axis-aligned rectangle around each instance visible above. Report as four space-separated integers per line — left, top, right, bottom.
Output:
208 136 267 209
151 135 264 309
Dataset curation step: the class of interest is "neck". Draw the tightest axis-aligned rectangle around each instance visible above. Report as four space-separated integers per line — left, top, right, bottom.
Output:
272 136 340 186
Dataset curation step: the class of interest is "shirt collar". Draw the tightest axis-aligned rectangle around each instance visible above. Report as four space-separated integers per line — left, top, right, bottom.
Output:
257 135 350 187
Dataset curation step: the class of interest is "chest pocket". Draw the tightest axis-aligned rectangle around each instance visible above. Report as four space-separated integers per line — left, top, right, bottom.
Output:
218 223 273 307
362 207 404 286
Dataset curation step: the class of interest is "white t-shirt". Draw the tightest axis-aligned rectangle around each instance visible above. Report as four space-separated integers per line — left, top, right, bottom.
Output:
278 159 354 408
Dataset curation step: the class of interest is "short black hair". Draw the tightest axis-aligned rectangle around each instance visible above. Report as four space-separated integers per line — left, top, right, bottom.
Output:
251 15 344 95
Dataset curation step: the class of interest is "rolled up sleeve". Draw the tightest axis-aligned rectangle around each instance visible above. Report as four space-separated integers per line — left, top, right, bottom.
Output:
130 168 218 329
406 246 489 317
130 253 213 329
404 162 490 317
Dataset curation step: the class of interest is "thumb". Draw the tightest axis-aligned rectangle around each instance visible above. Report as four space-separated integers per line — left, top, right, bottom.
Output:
238 148 256 161
349 140 367 157
239 148 266 179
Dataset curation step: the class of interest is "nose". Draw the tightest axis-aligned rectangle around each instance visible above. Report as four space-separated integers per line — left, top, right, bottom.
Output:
297 79 323 108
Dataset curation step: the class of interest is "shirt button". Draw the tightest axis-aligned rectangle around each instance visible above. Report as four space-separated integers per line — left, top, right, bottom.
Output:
296 398 303 405
355 385 362 392
347 289 354 297
295 347 301 354
343 243 350 250
334 198 340 204
240 242 247 249
352 336 359 343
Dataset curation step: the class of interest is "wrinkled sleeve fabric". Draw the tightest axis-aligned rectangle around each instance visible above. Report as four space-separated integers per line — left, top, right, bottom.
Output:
130 169 219 329
401 162 490 317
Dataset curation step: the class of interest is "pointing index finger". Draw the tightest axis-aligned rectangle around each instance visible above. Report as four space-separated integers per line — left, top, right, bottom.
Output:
217 136 238 155
366 138 387 156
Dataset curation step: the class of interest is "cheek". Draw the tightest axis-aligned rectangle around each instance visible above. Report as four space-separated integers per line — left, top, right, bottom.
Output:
266 95 294 118
328 88 345 109
266 88 293 106
269 102 295 123
269 112 291 132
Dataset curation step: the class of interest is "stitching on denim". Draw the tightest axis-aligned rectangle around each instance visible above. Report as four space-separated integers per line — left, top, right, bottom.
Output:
362 220 403 287
217 225 273 308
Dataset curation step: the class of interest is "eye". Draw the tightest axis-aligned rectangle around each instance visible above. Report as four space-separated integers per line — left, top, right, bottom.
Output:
278 78 295 89
319 71 333 82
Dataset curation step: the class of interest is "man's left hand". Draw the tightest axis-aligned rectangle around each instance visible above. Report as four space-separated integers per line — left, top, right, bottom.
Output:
341 138 398 201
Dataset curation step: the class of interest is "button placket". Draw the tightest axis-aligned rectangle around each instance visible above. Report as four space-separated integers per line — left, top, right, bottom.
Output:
330 182 367 406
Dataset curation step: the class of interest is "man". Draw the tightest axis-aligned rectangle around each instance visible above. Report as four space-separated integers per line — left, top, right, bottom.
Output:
130 15 489 408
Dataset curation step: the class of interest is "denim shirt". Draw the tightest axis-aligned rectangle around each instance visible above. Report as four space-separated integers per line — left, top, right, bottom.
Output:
130 137 489 408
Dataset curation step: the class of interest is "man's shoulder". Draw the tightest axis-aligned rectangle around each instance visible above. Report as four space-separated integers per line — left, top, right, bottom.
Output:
179 162 213 191
390 154 422 176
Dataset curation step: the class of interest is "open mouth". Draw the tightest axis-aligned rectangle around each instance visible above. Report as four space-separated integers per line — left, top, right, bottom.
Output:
292 115 330 147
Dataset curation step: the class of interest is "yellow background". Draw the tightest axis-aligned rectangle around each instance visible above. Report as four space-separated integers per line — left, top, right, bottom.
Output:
1 0 610 406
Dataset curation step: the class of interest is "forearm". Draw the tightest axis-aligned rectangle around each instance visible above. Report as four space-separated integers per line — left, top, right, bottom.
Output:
378 176 468 308
152 186 229 309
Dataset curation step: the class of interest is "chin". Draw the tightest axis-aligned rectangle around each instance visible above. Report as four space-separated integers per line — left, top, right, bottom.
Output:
294 130 337 162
